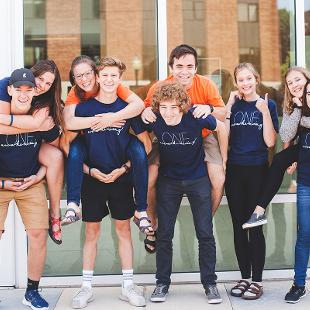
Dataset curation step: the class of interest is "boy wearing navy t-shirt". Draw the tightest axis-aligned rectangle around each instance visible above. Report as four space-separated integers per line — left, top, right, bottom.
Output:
147 81 228 304
71 57 151 308
0 68 60 310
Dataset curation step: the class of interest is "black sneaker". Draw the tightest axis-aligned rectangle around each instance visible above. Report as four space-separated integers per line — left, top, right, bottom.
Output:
150 283 169 302
242 213 267 229
205 284 222 304
285 284 306 303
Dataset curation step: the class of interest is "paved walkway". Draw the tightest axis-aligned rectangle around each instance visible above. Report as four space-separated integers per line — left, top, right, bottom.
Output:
0 281 309 309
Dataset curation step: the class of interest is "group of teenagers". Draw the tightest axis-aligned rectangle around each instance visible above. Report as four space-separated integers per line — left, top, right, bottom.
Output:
0 44 309 310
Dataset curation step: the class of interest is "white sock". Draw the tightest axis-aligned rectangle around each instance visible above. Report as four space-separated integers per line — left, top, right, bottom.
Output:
82 270 93 288
122 269 133 288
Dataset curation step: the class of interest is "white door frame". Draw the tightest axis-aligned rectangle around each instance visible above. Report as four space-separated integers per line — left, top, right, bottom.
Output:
0 0 25 287
0 205 15 286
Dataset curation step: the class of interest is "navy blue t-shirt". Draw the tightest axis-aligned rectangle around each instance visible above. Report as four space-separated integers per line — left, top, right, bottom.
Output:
0 126 59 178
297 128 310 186
75 97 145 178
228 98 279 165
0 77 11 102
146 109 217 180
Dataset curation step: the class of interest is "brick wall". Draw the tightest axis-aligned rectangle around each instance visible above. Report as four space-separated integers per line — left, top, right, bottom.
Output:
46 0 81 81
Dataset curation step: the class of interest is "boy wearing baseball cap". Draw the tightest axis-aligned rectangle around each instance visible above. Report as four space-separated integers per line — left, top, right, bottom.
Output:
0 68 60 310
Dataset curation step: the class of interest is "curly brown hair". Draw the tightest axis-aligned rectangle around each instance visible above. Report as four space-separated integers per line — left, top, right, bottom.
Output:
151 81 191 113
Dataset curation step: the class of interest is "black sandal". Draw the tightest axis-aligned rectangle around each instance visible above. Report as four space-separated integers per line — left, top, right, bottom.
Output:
144 232 156 254
231 280 250 297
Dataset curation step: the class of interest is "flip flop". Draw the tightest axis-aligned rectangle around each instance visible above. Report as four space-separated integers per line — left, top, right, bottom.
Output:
61 208 81 226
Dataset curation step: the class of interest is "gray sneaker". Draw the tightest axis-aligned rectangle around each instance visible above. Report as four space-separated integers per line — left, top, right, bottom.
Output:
71 286 94 309
242 213 267 229
205 284 222 304
150 284 169 302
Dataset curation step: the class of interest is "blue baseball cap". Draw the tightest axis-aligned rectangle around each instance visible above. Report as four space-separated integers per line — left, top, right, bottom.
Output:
9 68 35 88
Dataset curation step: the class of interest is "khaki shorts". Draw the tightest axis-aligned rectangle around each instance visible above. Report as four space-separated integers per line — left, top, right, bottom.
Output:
203 133 223 165
0 180 48 231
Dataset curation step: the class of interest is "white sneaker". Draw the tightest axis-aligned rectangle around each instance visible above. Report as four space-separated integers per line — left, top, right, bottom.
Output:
71 286 94 309
119 284 146 307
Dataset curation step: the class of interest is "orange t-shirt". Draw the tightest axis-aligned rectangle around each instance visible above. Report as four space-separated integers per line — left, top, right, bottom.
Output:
65 84 133 105
144 74 224 137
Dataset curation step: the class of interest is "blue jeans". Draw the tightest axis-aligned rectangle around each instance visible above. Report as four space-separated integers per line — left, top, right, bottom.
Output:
127 137 148 212
155 175 217 287
66 136 87 206
294 183 310 286
66 135 148 212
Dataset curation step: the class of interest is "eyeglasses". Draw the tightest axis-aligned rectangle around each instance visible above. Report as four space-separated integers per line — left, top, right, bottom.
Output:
74 69 94 81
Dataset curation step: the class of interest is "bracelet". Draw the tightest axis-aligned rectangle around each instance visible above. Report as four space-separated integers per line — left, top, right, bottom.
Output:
122 163 130 174
9 114 13 126
1 180 4 189
209 104 214 113
89 167 92 176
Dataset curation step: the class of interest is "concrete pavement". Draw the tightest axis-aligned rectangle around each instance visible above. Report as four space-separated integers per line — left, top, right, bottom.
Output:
0 280 309 309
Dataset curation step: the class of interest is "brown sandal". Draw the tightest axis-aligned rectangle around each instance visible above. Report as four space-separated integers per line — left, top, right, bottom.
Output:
230 280 250 297
242 282 263 300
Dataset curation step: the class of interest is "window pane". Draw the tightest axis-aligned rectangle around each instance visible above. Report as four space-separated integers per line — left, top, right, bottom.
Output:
165 0 297 275
24 0 158 101
249 4 258 22
23 0 158 277
238 3 248 21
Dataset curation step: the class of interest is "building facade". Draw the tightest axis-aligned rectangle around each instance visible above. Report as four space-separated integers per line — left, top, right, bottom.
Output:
0 0 309 287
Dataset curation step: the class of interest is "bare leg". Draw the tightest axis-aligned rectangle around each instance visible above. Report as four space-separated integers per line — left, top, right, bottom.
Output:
39 143 64 219
83 222 101 270
147 164 159 230
27 229 47 281
114 219 133 269
207 162 225 215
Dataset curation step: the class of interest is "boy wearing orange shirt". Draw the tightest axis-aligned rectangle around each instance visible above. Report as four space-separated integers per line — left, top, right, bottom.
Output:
142 45 227 252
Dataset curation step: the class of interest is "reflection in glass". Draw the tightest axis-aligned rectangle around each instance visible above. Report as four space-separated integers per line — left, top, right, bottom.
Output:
24 0 157 100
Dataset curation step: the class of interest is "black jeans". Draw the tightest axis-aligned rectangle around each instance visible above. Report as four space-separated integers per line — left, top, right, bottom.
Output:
155 175 217 287
225 163 268 282
258 144 298 209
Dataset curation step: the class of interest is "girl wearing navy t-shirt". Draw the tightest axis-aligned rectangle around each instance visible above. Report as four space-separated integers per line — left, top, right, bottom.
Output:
243 67 310 229
225 63 279 300
283 81 310 303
